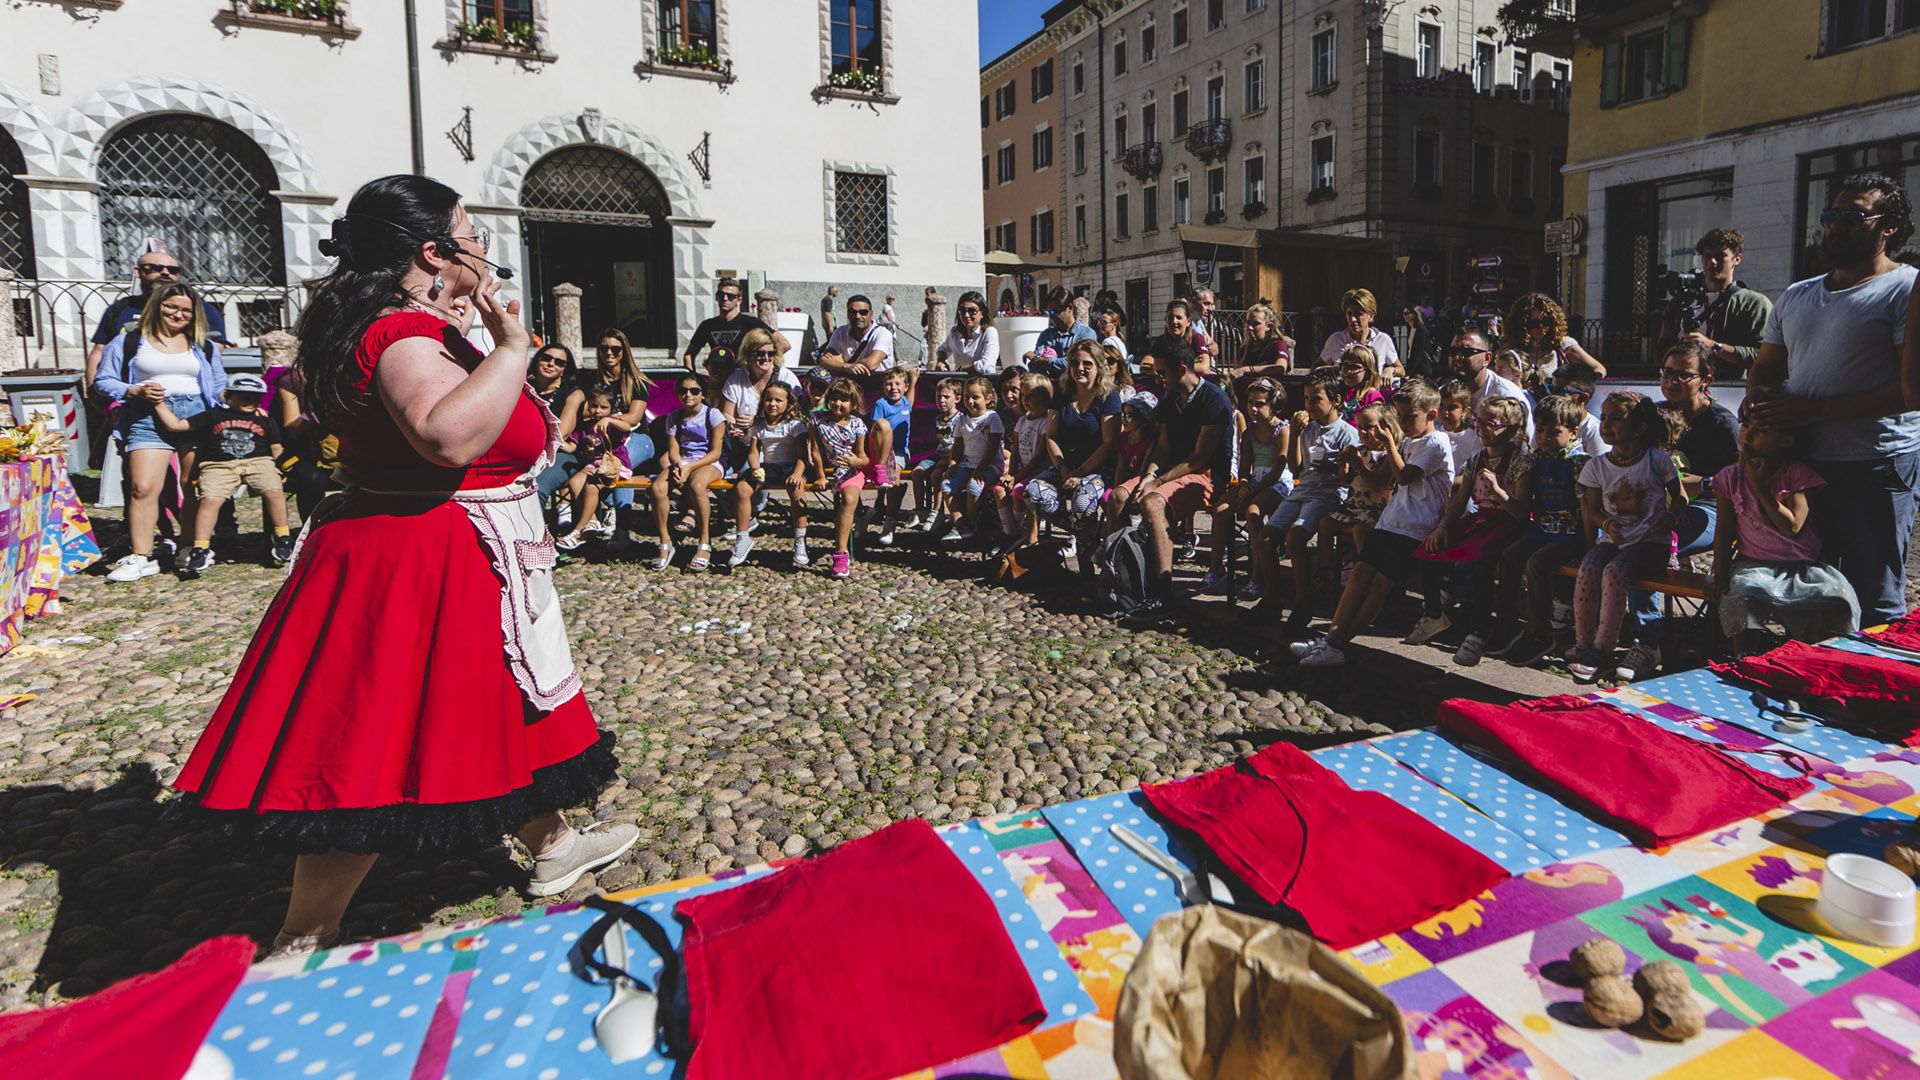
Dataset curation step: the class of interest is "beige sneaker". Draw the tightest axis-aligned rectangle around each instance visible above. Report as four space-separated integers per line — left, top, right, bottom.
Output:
528 822 641 899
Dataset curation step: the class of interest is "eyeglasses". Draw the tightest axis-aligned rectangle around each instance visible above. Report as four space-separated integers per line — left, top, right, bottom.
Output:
1660 367 1702 382
717 291 741 301
677 386 704 397
1446 347 1488 359
849 307 872 316
1820 208 1886 228
451 229 490 255
751 348 779 359
1476 418 1516 431
598 344 625 354
1526 318 1555 329
137 263 181 275
959 306 982 315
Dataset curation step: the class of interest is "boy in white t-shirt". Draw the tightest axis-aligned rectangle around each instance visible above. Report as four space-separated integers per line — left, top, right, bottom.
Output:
1437 379 1483 463
938 376 1005 544
1295 378 1455 667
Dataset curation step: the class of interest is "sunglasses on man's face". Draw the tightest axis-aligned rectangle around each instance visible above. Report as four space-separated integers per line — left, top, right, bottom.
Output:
1447 347 1487 359
849 307 872 317
138 263 181 275
717 292 741 301
1820 208 1885 229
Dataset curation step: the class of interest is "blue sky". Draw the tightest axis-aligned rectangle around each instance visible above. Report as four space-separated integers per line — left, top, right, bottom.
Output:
979 0 1054 66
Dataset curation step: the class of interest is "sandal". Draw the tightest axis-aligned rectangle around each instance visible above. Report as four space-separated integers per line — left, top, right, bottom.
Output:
687 544 712 571
652 544 676 571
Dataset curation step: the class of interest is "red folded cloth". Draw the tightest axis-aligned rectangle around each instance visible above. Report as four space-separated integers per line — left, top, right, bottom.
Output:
1715 639 1920 741
675 818 1044 1080
1867 611 1920 654
1437 695 1812 847
1141 743 1508 950
0 935 254 1079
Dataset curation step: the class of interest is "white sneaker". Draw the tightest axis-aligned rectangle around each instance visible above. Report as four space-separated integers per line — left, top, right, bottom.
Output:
1289 634 1328 658
728 533 755 567
903 513 925 532
1404 612 1452 646
106 554 159 582
941 528 973 546
1299 638 1348 667
1059 536 1078 561
877 521 897 547
526 822 642 899
1453 633 1486 667
555 503 574 530
792 538 810 567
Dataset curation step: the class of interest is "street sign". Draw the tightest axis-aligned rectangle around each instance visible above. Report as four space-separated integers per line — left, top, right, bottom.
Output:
1544 216 1587 256
1195 259 1214 285
1470 256 1503 269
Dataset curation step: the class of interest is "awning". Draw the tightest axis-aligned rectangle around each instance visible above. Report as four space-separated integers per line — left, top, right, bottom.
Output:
982 250 1025 268
1175 223 1261 250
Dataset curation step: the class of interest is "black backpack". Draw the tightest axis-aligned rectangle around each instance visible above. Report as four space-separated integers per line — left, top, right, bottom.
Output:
1097 518 1153 615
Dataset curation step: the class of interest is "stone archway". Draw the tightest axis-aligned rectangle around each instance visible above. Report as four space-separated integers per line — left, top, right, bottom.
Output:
479 111 712 349
59 76 332 285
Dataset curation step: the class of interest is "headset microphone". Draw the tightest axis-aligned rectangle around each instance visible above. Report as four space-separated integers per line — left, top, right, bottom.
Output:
437 238 516 280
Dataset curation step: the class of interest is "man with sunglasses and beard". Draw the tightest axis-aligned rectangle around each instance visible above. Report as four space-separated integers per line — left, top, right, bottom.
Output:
818 293 896 376
1749 172 1919 625
682 276 789 381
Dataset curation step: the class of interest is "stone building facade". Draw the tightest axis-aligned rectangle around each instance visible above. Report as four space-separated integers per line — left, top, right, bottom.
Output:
980 27 1065 311
0 0 984 369
1043 0 1570 343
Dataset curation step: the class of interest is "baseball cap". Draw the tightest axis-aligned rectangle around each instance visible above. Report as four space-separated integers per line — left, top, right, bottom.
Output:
1123 391 1158 416
227 373 268 394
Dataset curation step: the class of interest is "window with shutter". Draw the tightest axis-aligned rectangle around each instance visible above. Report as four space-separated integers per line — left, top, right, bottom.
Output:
1600 39 1622 107
1664 18 1690 92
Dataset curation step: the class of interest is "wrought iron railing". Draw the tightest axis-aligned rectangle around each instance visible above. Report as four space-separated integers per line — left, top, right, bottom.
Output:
1121 141 1163 180
7 278 303 371
1184 118 1232 162
1205 308 1302 367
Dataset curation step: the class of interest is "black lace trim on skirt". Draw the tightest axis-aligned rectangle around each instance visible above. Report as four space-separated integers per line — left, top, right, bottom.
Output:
171 733 619 855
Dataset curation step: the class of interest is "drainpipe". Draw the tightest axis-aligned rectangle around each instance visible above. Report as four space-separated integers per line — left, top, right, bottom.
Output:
405 0 426 175
1095 4 1109 294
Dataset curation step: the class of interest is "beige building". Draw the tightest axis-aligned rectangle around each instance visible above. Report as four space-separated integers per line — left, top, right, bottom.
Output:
1040 0 1570 350
980 27 1065 309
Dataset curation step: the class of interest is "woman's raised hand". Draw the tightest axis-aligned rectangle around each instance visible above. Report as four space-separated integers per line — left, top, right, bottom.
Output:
472 277 530 352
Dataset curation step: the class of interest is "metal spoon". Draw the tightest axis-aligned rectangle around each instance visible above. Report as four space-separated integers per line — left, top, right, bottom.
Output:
1111 824 1233 905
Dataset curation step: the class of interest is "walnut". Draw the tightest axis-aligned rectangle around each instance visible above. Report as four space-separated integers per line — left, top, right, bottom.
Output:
1569 937 1625 981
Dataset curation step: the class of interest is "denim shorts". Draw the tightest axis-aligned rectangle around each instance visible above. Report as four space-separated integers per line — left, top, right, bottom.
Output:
942 464 985 497
121 393 206 453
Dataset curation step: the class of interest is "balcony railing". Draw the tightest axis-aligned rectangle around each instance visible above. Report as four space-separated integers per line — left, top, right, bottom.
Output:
6 278 303 372
1120 141 1163 180
1184 118 1232 162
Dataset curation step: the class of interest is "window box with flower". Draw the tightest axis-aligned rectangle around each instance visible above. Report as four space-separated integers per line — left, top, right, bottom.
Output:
815 68 894 103
438 8 556 62
1240 200 1267 219
217 0 361 38
638 40 735 83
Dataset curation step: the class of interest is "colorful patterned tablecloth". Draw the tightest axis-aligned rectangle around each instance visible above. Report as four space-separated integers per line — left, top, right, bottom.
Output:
0 458 99 657
196 648 1920 1079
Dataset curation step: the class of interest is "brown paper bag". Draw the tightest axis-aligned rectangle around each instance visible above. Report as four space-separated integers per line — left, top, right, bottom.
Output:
1115 906 1414 1080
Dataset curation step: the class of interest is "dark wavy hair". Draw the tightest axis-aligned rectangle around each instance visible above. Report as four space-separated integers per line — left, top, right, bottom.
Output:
1837 171 1914 253
296 174 462 425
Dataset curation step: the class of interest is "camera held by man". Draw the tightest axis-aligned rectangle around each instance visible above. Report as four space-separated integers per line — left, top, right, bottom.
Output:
1657 228 1773 375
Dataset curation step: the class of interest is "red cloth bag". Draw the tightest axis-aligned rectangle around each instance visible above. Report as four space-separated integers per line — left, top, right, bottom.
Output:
1715 640 1920 741
0 935 253 1080
1437 695 1812 846
1141 744 1508 950
675 818 1045 1080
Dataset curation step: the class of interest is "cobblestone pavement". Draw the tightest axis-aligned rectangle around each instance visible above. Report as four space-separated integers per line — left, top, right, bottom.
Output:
2 500 1914 1010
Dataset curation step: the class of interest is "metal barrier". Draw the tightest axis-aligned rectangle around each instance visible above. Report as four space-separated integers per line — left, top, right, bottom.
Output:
1206 309 1300 367
8 278 303 371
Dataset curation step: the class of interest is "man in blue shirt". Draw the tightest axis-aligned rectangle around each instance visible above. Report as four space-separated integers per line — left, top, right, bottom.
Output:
1025 288 1095 377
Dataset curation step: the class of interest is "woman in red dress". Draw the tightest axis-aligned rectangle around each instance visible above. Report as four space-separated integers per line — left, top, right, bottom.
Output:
173 174 638 955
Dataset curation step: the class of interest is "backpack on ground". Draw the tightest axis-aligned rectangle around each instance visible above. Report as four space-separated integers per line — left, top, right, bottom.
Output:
1097 519 1153 615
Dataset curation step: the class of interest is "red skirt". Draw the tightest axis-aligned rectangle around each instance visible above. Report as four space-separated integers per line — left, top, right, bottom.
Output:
172 494 612 854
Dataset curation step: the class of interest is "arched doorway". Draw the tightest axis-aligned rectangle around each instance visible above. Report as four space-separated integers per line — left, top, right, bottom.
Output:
521 146 673 349
97 115 284 285
0 128 32 276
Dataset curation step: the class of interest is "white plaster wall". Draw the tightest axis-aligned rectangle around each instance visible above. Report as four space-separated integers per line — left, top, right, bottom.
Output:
0 1 984 317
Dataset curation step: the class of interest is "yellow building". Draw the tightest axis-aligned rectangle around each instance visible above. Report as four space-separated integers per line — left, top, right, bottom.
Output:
1553 0 1919 368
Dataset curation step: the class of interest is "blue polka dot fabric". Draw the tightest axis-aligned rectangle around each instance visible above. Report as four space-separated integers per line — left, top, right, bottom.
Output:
207 942 458 1080
937 820 1100 1023
1631 666 1889 764
1368 730 1629 866
1040 792 1195 938
1313 741 1558 873
1825 634 1920 667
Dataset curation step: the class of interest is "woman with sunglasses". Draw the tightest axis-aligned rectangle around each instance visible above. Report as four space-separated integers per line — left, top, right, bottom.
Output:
529 344 588 511
1507 293 1606 391
720 328 803 461
650 377 728 570
935 289 1001 374
169 174 634 957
